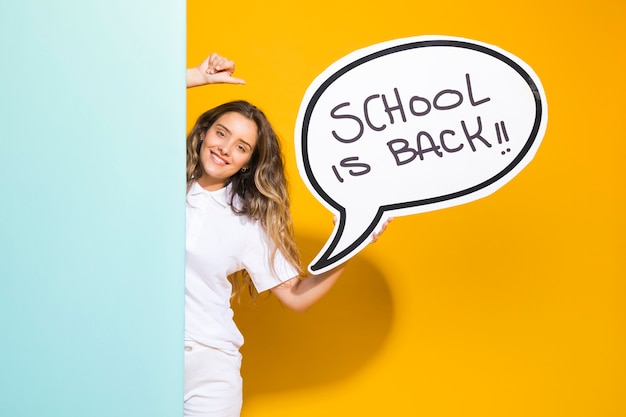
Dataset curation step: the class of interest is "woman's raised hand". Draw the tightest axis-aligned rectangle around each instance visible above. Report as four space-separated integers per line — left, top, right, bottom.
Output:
187 52 246 88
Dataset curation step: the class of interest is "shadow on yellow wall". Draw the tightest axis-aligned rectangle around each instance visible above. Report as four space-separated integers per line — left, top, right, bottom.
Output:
234 234 394 396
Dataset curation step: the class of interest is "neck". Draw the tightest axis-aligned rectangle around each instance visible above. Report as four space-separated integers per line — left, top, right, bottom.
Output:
197 175 227 191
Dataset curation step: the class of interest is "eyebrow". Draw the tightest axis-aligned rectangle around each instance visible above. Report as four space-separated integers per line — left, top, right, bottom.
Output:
215 123 253 150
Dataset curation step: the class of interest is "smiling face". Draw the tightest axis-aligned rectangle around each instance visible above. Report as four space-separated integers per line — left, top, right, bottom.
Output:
197 111 258 191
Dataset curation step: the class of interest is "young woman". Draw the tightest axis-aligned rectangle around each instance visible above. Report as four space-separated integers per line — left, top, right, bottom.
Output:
184 53 390 417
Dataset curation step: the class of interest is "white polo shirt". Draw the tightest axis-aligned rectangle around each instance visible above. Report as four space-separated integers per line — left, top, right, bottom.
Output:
185 181 298 352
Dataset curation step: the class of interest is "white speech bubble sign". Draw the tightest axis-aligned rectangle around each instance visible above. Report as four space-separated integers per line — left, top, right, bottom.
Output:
295 35 547 274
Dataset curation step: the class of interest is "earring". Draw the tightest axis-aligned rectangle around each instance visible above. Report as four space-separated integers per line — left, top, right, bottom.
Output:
241 167 249 173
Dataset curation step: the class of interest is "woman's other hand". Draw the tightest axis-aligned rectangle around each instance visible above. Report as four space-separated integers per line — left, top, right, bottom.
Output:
371 217 393 243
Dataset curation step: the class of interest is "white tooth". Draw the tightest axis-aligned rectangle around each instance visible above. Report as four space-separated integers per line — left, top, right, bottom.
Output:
211 153 227 165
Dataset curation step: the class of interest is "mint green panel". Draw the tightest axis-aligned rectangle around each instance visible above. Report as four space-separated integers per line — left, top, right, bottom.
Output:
0 1 185 416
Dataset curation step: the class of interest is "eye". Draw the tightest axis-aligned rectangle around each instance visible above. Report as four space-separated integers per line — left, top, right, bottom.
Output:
216 130 226 137
237 144 248 152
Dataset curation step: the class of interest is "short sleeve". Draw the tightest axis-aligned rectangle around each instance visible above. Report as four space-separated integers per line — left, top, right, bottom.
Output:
242 222 299 293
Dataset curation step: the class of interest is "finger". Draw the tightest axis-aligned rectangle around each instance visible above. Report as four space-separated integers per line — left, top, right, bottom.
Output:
213 60 235 77
215 62 235 77
206 53 218 72
206 53 225 74
211 57 225 72
379 220 390 234
225 76 246 85
370 217 393 243
211 72 246 85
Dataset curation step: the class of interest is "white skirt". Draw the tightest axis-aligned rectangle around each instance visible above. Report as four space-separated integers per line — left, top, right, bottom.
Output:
184 339 243 417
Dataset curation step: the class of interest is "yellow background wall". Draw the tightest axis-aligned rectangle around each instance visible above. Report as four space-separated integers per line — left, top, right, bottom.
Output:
187 1 625 416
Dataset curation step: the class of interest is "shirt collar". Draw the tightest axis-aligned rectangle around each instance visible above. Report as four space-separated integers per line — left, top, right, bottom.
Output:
188 181 230 208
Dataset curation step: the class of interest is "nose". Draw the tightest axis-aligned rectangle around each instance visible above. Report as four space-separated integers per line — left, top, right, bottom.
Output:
218 142 230 155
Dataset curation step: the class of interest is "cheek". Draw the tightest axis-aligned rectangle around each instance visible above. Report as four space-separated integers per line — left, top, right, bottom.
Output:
198 148 213 171
199 140 211 160
240 153 254 168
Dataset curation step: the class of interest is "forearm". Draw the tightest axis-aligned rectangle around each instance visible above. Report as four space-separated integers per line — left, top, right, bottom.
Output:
271 264 346 313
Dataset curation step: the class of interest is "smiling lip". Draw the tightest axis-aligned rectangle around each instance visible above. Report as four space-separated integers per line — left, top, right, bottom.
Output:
210 151 229 166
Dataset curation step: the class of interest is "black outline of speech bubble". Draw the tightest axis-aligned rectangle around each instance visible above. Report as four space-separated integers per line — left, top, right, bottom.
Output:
300 39 545 272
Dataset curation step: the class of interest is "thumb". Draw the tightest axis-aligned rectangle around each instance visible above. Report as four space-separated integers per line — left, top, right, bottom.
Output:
226 76 246 85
